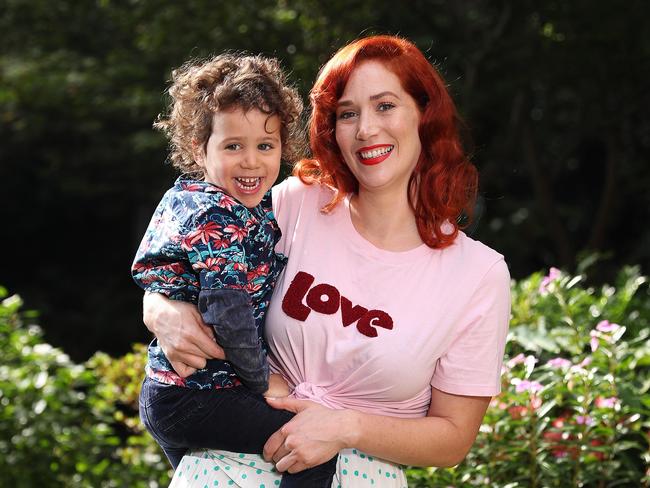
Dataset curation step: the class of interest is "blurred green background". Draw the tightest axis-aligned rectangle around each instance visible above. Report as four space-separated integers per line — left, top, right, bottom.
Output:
1 0 649 369
2 1 650 487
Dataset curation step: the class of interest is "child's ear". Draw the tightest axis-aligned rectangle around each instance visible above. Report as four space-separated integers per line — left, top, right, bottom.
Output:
191 138 206 166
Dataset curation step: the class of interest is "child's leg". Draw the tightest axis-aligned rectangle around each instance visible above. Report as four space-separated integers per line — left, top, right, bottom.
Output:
280 455 338 488
139 377 338 486
139 376 292 465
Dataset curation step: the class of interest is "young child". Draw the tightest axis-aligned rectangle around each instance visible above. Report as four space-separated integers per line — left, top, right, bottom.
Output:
132 53 336 487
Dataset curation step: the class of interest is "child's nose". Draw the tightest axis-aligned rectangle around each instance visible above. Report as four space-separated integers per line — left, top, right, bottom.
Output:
240 149 260 169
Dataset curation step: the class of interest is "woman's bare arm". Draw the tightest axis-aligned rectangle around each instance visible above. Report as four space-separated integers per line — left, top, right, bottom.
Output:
142 292 225 377
263 386 490 472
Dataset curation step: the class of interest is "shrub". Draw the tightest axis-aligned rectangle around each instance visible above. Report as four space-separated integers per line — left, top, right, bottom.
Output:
407 266 650 487
0 287 171 487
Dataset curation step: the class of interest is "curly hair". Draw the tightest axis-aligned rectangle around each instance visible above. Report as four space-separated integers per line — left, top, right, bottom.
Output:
155 53 305 175
294 35 477 250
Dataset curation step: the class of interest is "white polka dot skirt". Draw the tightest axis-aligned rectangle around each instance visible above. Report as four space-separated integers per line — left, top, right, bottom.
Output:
169 448 407 488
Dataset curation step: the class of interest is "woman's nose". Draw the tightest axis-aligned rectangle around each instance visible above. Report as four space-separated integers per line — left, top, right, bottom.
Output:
355 112 377 140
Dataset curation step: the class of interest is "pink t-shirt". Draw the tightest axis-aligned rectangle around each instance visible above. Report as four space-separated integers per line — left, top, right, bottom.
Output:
267 177 511 418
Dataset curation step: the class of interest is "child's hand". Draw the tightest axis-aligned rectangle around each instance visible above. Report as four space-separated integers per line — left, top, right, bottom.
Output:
264 373 291 398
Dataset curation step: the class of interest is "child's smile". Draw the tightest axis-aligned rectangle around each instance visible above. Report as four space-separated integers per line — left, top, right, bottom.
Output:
196 107 282 208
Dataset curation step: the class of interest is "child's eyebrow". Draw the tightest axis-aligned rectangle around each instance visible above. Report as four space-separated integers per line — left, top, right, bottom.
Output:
219 136 245 143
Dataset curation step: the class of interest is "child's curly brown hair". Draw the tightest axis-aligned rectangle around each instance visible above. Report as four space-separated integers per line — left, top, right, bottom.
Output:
154 53 305 176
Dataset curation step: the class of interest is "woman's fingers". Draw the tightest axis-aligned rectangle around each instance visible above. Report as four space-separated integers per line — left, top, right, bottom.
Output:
194 322 226 360
144 293 226 366
167 360 197 378
275 443 316 473
263 426 287 462
274 451 298 473
286 461 310 474
168 303 224 360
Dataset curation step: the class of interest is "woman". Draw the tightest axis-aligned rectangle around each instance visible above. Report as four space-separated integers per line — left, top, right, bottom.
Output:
143 35 510 487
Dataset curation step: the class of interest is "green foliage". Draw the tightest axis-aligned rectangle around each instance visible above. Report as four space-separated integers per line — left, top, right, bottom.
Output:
0 289 171 487
408 266 650 487
1 266 649 486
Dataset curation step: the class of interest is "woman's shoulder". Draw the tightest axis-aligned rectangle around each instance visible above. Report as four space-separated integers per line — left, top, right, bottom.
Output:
449 231 508 277
272 176 335 211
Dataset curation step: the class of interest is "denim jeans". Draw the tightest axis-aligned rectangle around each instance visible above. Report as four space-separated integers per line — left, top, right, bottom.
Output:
139 377 337 488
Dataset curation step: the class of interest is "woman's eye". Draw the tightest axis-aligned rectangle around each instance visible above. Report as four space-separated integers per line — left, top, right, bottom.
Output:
337 110 356 120
225 143 242 150
258 143 274 151
378 102 395 112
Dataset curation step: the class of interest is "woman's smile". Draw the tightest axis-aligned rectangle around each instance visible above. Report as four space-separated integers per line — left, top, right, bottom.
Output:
357 144 394 165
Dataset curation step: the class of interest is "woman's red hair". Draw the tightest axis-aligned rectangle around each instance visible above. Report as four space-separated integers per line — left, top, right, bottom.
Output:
294 35 477 249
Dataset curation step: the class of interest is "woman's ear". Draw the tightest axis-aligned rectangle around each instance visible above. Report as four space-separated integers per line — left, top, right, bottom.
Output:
192 138 206 167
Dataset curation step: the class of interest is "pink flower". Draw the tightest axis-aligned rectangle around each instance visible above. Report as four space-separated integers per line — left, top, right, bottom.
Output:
508 405 529 419
547 357 572 369
596 320 621 333
530 395 543 410
595 396 619 409
514 379 544 394
575 415 595 426
539 267 561 294
507 353 526 368
578 357 592 368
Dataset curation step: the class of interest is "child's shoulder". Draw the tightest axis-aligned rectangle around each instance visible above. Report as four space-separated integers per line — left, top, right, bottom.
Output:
162 177 244 225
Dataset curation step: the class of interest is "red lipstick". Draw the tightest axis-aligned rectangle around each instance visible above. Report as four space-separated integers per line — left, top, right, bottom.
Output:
356 144 394 166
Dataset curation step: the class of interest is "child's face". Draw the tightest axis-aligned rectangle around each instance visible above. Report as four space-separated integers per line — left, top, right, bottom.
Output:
195 107 282 208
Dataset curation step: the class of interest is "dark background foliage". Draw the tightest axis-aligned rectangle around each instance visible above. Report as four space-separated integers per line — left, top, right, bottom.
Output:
2 0 649 361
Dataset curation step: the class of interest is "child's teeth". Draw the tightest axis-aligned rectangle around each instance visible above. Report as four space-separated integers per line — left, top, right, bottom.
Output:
235 177 261 190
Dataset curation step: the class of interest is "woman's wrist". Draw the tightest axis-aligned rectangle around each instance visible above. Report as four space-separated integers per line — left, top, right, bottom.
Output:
340 409 363 449
142 291 161 334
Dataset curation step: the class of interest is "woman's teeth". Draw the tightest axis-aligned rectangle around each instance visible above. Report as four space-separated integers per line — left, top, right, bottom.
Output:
359 146 393 160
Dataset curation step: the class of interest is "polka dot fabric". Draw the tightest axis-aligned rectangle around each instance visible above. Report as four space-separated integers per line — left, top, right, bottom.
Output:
169 449 407 488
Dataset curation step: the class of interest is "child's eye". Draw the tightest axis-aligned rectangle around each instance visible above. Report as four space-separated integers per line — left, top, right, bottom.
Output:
225 143 242 151
258 143 274 151
377 102 395 112
337 110 356 120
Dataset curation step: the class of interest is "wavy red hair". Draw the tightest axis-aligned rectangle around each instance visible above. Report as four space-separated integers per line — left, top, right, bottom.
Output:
294 35 477 249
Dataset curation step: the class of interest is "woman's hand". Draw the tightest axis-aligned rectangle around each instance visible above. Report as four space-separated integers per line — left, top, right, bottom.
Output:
262 397 357 473
142 292 225 377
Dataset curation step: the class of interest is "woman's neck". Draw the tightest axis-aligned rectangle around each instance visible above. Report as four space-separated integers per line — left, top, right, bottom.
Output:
349 188 423 252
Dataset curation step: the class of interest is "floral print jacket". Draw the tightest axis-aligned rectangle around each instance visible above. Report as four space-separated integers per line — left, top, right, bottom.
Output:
132 177 286 389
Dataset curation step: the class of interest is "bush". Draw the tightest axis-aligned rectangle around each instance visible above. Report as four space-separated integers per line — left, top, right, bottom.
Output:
0 288 171 487
1 266 649 486
408 266 650 487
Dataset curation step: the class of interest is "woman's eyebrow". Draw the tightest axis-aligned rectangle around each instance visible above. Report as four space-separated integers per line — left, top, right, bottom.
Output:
370 91 400 100
337 91 400 107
